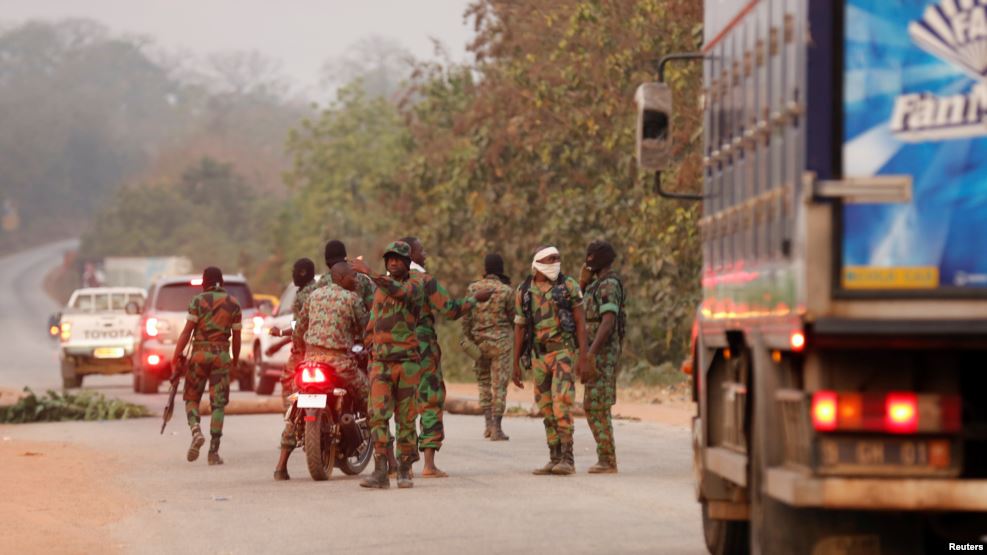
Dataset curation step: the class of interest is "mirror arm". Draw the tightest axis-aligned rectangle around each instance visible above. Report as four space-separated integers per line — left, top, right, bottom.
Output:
651 51 708 201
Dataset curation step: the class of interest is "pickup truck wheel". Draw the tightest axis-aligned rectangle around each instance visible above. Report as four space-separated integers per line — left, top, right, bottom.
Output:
61 359 81 389
132 371 141 393
701 499 747 555
138 372 160 394
253 344 275 395
237 362 255 392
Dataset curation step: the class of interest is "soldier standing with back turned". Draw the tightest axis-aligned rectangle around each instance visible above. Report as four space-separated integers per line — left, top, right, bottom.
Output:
580 240 626 473
462 253 514 440
172 267 242 466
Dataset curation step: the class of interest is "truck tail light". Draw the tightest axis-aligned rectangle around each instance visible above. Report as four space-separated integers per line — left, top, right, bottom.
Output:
60 322 72 342
790 331 806 352
811 391 959 434
145 317 159 338
146 354 162 366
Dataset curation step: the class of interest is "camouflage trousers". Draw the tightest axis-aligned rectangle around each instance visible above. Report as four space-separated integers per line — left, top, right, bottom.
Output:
280 348 304 409
584 355 619 462
369 358 422 457
475 340 511 417
532 348 576 447
183 346 232 439
417 342 445 451
280 349 368 450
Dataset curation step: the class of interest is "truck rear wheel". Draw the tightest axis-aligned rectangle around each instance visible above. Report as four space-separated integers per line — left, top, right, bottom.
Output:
138 371 160 394
253 344 275 395
237 362 255 392
701 500 748 554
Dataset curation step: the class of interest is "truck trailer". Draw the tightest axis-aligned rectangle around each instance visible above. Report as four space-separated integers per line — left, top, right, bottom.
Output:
637 0 987 552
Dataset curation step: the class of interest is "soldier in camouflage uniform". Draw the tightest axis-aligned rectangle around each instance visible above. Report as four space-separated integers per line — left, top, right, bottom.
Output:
351 242 426 489
462 253 514 441
512 246 589 476
323 239 375 312
266 258 318 409
580 240 625 473
401 237 489 478
273 261 369 480
171 267 242 466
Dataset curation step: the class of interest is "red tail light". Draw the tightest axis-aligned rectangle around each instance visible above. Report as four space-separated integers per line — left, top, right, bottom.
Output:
811 390 838 432
885 392 918 434
300 366 327 384
146 354 162 366
145 317 159 338
790 331 806 352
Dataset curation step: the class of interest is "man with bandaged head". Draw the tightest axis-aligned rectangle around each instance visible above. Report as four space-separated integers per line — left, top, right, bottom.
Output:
172 266 242 466
579 240 626 473
512 246 589 475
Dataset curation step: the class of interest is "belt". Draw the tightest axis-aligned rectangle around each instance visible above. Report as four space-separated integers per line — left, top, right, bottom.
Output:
307 345 350 356
192 341 229 352
535 340 573 356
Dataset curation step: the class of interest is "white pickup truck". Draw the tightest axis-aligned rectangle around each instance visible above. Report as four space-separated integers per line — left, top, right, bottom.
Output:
59 287 146 388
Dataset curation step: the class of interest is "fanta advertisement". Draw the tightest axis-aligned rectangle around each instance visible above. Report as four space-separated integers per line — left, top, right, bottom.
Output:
843 0 987 291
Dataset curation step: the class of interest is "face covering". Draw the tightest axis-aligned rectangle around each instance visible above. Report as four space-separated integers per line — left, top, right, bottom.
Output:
410 261 426 273
532 246 562 281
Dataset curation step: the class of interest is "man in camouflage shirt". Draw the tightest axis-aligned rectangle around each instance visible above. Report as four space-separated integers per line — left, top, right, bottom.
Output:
512 246 589 476
462 253 514 441
401 237 490 478
273 261 369 480
323 239 375 312
351 241 426 489
267 258 318 408
580 240 625 473
172 267 242 466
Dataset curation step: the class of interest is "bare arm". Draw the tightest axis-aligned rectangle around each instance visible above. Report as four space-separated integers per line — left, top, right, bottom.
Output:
512 324 526 388
589 313 616 356
232 329 241 366
172 320 195 372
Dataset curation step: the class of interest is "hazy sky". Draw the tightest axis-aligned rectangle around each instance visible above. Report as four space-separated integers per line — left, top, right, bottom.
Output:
0 0 476 93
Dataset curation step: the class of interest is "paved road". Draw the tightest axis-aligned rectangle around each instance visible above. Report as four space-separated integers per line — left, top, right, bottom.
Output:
1 242 706 554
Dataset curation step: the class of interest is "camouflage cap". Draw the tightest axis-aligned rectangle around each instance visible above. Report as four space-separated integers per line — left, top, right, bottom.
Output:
383 241 412 259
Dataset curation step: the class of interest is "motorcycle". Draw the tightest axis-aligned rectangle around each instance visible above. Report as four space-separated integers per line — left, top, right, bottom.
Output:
284 345 373 480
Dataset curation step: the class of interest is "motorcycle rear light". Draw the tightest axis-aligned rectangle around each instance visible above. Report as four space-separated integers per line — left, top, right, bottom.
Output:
147 354 162 366
301 367 327 384
145 317 159 338
304 415 316 422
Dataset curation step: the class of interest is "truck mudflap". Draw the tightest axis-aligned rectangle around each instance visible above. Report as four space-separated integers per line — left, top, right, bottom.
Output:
766 467 987 511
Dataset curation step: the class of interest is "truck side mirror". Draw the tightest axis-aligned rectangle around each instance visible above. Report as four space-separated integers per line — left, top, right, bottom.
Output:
635 82 673 171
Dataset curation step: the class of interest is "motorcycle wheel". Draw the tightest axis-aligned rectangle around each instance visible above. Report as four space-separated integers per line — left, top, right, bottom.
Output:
304 414 336 481
337 420 373 475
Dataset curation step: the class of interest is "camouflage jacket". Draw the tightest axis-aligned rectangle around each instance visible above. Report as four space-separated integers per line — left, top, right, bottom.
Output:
514 275 582 348
583 271 624 360
291 280 319 353
411 269 475 350
297 282 369 351
463 276 513 345
366 274 425 361
318 272 375 313
186 287 242 345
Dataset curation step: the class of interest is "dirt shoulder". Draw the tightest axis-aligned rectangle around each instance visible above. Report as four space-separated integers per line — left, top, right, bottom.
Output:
445 382 695 428
0 435 137 554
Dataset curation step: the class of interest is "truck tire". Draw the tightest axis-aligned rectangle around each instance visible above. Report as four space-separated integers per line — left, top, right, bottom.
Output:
701 500 748 555
60 359 81 389
138 371 160 394
237 361 255 392
133 371 141 393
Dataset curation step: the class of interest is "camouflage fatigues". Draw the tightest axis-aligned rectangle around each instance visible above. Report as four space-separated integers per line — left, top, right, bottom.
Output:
183 287 241 439
318 272 376 313
366 272 425 457
298 282 370 405
412 270 476 451
583 271 625 464
282 280 319 406
515 276 582 447
463 276 514 417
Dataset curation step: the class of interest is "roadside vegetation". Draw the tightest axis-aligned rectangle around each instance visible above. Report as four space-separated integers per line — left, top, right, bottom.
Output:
1 389 150 423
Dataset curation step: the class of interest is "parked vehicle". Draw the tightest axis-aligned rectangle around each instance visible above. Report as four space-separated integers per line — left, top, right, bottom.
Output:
639 1 987 552
58 287 146 388
283 346 372 480
133 274 263 394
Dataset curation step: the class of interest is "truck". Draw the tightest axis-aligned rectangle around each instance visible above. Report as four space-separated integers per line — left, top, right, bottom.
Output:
637 1 987 552
103 256 192 289
59 287 146 388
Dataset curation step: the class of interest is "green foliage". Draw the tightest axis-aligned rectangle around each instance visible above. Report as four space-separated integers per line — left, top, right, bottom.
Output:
1 388 150 423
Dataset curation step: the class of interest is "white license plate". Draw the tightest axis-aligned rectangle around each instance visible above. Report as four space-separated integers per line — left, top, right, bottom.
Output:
297 394 327 409
93 347 125 359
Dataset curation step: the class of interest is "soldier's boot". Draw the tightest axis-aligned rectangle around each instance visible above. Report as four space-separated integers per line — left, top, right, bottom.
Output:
360 454 390 489
397 455 415 489
588 452 617 474
532 444 562 475
552 442 575 475
207 437 224 466
386 439 399 478
483 409 493 439
273 447 292 480
490 416 510 441
187 427 205 462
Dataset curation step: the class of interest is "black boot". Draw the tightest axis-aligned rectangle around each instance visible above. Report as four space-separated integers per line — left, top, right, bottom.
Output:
490 415 509 441
483 409 493 439
360 454 390 489
552 442 574 475
207 437 224 466
397 456 415 489
532 444 561 475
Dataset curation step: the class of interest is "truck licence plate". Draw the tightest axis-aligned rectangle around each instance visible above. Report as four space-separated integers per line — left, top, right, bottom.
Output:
93 347 125 359
818 438 953 474
297 394 327 409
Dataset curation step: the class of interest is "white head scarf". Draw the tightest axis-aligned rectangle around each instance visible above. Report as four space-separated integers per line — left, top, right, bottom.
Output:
531 246 561 281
